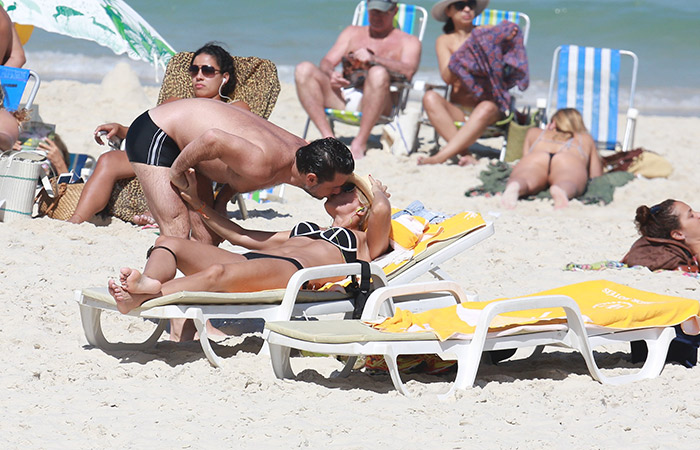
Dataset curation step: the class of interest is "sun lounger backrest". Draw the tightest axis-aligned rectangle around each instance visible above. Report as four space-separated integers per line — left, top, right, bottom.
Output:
156 52 280 119
547 45 639 150
354 2 427 41
473 9 531 46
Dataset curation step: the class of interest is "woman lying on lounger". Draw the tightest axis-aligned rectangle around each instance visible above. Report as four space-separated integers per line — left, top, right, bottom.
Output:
501 108 603 209
108 170 391 315
622 199 700 272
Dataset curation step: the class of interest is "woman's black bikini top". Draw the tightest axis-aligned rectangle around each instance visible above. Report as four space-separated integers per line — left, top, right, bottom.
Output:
289 221 358 263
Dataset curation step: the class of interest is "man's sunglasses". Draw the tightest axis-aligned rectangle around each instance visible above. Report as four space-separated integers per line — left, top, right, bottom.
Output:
452 0 477 11
188 64 220 78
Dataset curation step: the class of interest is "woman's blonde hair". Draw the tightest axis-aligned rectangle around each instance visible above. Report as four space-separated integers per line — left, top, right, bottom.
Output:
355 187 372 231
552 108 587 137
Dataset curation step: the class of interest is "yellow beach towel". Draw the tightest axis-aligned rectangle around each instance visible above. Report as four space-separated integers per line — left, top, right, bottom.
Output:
371 280 700 341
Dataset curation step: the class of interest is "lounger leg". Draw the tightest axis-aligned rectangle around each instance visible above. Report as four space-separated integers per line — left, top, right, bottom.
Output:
634 327 675 380
77 301 166 350
192 311 224 368
438 344 483 401
384 351 413 397
269 342 295 379
331 356 357 379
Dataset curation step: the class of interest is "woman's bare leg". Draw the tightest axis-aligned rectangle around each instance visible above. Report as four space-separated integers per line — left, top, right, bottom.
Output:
419 100 501 165
68 151 135 223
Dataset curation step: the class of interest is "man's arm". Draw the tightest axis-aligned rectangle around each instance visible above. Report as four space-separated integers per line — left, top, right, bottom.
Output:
320 26 355 75
179 169 289 248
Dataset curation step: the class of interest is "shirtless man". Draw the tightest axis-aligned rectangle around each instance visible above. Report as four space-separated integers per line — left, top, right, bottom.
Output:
125 97 355 243
0 8 26 68
295 0 421 159
501 108 603 209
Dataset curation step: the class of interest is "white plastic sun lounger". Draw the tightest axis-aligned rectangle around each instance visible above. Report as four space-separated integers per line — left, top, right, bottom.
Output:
264 281 679 399
75 222 494 367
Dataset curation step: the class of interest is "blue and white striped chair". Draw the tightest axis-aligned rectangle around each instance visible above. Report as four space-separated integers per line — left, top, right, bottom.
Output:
546 45 639 151
302 1 427 139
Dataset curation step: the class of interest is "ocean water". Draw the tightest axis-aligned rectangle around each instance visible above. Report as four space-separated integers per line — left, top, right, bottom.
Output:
18 0 700 115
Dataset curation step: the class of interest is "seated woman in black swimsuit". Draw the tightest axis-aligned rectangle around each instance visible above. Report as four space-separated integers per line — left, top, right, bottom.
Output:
501 108 603 209
108 170 391 315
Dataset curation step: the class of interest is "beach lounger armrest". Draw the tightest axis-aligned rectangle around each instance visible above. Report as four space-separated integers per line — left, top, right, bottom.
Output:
274 262 389 321
359 280 468 321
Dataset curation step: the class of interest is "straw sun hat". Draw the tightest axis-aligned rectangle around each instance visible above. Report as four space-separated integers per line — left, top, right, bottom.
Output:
430 0 489 22
347 173 374 206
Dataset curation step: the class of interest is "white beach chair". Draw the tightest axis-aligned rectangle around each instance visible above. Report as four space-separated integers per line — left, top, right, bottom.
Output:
264 279 695 399
75 219 494 367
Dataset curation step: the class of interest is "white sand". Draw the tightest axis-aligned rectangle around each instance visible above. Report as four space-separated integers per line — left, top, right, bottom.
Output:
2 65 700 447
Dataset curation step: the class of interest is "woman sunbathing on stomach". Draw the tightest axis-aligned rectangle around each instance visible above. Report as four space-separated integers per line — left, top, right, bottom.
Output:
108 170 391 314
501 108 603 209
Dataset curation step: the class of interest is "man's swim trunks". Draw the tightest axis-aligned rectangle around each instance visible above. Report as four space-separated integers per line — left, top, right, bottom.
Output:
125 111 180 167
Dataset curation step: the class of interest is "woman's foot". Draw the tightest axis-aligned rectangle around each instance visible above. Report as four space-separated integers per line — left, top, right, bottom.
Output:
550 185 570 209
457 153 478 166
501 182 520 209
132 213 155 226
108 278 152 314
118 267 162 295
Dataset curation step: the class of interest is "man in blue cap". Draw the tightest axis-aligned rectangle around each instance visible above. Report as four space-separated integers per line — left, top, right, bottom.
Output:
295 0 421 159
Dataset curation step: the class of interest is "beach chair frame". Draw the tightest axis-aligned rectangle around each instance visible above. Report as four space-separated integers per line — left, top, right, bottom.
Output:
546 45 639 151
414 8 531 160
264 281 677 400
302 1 428 140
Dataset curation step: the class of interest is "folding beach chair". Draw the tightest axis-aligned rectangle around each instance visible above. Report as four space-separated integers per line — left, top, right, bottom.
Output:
301 1 428 140
264 279 697 399
68 153 96 180
76 214 494 367
0 65 40 111
546 45 639 151
414 8 531 160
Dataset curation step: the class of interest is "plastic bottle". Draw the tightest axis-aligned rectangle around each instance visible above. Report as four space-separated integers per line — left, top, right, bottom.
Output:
534 98 548 129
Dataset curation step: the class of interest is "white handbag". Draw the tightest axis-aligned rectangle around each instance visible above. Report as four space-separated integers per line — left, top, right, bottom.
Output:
0 150 46 222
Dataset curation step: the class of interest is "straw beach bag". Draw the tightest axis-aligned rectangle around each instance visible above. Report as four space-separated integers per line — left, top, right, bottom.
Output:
36 177 85 220
0 150 44 222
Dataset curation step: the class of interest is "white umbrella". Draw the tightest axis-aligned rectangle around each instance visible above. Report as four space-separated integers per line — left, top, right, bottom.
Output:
3 0 175 79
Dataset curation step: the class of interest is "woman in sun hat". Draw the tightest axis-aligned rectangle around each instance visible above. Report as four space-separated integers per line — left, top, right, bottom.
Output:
418 0 508 166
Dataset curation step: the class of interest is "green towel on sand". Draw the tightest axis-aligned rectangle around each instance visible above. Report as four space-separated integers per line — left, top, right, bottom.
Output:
465 161 635 205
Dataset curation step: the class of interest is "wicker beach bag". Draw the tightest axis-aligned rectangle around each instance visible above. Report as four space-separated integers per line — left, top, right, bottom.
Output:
36 177 85 220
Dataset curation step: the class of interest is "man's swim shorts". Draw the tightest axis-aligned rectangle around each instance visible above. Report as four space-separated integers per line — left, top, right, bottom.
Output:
125 111 180 167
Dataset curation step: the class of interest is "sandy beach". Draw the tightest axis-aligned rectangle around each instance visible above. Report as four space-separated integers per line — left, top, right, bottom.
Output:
2 64 700 447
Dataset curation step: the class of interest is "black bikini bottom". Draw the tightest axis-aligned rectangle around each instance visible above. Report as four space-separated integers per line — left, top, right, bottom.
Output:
242 252 304 271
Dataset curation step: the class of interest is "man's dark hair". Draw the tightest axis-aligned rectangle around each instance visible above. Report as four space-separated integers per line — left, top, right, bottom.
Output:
192 42 236 97
296 138 354 183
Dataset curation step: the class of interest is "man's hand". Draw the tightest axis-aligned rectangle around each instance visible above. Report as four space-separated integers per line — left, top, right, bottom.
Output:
170 167 189 191
329 71 350 90
93 123 123 145
352 48 375 64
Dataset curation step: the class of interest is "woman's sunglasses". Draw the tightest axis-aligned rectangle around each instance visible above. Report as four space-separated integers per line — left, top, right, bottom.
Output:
340 183 356 193
188 64 220 78
452 0 477 11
